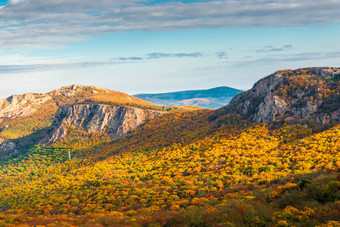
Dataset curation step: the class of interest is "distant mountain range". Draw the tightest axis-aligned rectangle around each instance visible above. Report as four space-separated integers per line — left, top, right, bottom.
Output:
134 86 243 109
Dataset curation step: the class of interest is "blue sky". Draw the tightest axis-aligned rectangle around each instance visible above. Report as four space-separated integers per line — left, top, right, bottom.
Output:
0 0 339 97
0 0 8 5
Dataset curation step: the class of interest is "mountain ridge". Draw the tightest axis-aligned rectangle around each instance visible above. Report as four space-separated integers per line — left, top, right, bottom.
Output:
215 67 340 127
134 86 242 109
0 84 203 157
0 84 165 157
0 84 159 119
0 67 339 226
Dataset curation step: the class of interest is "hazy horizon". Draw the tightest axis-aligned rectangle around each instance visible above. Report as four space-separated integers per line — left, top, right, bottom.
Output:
0 83 244 99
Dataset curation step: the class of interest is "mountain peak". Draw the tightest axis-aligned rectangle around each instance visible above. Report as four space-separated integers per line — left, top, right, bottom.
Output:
215 67 340 126
51 84 111 97
0 84 158 123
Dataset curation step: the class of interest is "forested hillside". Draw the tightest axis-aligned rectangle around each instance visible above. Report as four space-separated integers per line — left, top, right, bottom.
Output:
0 67 339 226
0 85 197 161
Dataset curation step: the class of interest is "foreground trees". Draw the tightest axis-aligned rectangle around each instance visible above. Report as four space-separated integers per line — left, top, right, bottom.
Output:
0 120 339 226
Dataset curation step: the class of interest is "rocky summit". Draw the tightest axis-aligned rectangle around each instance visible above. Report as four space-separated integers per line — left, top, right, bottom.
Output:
0 85 113 121
216 67 340 125
0 93 52 121
0 85 162 155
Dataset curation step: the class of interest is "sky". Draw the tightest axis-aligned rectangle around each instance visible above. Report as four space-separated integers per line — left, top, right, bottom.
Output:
0 0 339 97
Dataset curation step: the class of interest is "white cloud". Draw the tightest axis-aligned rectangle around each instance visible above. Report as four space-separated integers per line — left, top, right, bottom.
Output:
0 0 339 49
0 61 126 74
0 54 82 65
231 51 340 67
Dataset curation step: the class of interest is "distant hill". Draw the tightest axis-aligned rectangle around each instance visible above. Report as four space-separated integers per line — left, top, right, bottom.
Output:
134 86 243 109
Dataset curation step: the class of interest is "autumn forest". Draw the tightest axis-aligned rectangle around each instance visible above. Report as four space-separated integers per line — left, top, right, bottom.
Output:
0 67 339 226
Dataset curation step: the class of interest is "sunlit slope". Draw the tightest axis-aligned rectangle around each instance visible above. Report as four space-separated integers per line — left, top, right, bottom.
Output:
0 68 339 226
0 122 338 221
0 85 200 141
0 85 201 161
0 85 160 137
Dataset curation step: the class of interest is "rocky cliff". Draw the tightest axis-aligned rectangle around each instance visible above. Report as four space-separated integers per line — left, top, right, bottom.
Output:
41 104 163 145
0 93 52 122
0 84 155 122
216 67 340 125
0 84 160 153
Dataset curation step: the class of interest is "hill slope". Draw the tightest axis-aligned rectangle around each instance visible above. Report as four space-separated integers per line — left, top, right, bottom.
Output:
135 86 242 109
0 85 164 159
0 84 160 138
0 68 339 226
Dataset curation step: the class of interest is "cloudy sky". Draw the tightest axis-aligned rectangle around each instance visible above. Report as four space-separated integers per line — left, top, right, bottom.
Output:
0 0 339 97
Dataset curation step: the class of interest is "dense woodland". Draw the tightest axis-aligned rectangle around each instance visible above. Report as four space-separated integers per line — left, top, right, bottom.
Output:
0 117 339 226
0 70 339 226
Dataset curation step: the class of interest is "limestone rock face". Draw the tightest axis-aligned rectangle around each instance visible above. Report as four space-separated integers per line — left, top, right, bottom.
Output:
254 95 288 122
0 137 17 158
0 85 107 121
0 93 52 120
218 67 340 125
0 84 160 150
0 140 16 151
41 104 163 145
0 85 120 121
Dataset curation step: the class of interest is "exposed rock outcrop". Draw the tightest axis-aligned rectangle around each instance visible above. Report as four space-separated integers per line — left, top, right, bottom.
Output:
51 84 111 97
0 139 16 151
0 84 139 121
41 104 163 145
0 85 111 121
216 67 340 125
0 84 160 151
0 137 17 159
0 93 52 120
